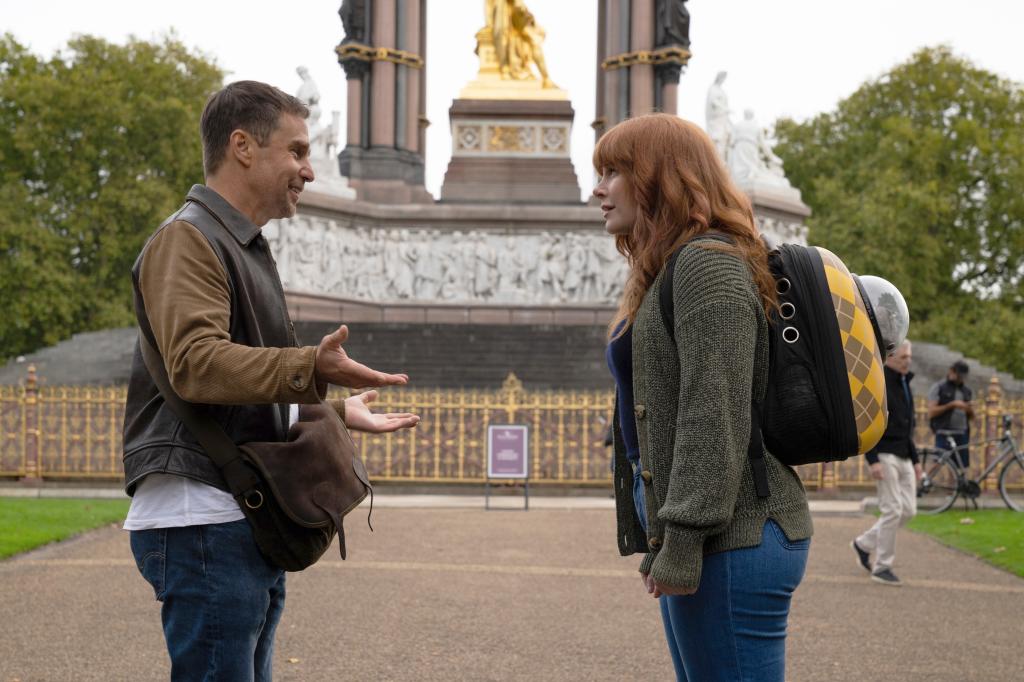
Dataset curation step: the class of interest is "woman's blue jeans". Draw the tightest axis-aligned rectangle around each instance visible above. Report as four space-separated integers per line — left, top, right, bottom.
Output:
130 519 286 681
658 520 809 682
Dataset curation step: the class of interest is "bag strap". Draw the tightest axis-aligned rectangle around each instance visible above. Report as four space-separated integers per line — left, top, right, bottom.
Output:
138 331 262 499
657 231 771 499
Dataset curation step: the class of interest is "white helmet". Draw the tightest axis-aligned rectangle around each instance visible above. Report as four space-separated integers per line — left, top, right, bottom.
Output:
856 275 910 356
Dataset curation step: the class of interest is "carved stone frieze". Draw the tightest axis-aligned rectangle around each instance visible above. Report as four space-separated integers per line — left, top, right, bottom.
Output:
757 215 808 246
264 216 628 305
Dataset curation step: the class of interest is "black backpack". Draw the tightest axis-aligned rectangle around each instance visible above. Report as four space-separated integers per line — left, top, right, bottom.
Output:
659 234 889 498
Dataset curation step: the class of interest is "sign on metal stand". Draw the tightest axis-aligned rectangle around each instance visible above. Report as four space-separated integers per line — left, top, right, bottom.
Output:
485 424 529 511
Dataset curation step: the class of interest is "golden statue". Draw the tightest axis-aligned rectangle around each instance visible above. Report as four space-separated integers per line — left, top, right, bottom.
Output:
488 0 553 87
460 0 566 100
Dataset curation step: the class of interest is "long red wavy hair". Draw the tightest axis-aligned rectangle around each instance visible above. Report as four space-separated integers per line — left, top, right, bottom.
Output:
594 114 777 339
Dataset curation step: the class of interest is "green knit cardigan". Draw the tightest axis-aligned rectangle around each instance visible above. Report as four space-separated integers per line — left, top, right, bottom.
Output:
612 240 813 590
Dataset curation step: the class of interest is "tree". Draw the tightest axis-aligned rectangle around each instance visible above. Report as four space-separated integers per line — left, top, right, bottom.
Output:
0 33 223 361
774 46 1024 377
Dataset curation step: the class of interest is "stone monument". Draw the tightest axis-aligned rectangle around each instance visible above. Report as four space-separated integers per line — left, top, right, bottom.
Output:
295 65 356 199
439 0 582 204
705 70 730 161
704 74 811 245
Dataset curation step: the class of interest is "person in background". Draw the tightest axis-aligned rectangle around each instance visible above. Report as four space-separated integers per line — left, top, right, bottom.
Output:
851 340 920 587
927 359 974 467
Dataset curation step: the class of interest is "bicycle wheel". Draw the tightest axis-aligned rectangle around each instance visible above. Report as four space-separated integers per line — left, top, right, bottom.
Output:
998 457 1024 512
917 451 960 514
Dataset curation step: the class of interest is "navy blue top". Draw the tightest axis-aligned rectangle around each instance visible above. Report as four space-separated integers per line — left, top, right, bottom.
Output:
606 324 640 463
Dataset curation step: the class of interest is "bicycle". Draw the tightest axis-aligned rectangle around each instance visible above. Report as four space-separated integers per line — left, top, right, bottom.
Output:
916 416 1024 514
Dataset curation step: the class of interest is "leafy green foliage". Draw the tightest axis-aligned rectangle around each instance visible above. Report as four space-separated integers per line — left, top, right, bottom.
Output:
775 47 1024 376
0 33 223 361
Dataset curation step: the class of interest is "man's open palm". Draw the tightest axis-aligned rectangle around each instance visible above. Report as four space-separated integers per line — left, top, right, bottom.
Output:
344 390 420 433
316 325 409 388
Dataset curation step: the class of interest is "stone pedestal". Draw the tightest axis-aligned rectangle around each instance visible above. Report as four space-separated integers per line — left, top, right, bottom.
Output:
440 99 581 204
744 181 812 246
310 156 356 200
339 147 433 204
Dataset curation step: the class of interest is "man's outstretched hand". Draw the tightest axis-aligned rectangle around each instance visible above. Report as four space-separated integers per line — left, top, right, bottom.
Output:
315 325 409 389
344 390 420 433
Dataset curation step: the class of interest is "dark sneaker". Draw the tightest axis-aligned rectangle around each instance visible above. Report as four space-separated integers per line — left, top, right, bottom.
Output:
851 540 871 572
871 568 902 586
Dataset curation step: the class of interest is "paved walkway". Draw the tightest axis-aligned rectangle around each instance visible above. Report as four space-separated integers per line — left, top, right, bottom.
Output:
0 484 870 514
1 501 1021 681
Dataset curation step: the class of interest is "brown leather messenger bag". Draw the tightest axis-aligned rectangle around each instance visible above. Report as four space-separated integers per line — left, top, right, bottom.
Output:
138 332 372 571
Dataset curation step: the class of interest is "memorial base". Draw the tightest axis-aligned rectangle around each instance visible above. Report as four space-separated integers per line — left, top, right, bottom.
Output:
440 99 582 205
339 146 433 204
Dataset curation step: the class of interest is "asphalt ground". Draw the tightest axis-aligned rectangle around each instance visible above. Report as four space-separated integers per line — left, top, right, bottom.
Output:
1 503 1022 681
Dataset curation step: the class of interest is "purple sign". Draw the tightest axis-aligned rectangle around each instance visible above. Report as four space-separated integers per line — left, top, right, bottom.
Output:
487 425 529 478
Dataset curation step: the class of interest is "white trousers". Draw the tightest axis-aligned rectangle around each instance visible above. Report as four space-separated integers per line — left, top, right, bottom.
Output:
856 453 917 572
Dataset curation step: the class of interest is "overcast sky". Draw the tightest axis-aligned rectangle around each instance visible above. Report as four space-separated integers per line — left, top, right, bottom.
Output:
8 1 1023 201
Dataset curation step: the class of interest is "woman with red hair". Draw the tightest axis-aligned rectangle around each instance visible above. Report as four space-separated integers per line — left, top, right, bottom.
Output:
596 114 812 681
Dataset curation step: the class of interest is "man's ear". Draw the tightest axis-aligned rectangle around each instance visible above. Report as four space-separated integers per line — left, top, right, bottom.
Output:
228 129 255 168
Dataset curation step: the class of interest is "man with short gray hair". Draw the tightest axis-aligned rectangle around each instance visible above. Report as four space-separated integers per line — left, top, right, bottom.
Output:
851 340 921 586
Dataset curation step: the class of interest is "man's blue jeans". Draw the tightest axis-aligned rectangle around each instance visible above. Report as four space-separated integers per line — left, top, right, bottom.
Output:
130 519 286 681
658 520 809 682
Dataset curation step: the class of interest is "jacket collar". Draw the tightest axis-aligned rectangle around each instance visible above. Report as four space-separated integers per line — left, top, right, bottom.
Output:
883 365 914 384
186 184 262 247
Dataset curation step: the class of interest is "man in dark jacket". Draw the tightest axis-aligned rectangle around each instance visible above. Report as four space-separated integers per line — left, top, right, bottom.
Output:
927 359 974 467
851 341 921 586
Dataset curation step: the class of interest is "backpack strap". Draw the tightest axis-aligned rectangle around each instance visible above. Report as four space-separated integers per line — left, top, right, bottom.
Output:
658 231 771 499
658 231 735 345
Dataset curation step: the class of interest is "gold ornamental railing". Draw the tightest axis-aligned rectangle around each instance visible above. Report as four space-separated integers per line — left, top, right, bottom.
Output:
2 365 1022 491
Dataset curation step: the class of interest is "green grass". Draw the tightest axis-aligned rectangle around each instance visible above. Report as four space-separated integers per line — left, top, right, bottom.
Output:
908 509 1024 578
0 498 130 559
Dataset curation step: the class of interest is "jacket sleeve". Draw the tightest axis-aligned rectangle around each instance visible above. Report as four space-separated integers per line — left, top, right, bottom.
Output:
649 251 758 590
140 221 327 405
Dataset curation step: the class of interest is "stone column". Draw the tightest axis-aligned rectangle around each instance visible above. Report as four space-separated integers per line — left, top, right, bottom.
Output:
629 0 654 116
614 0 630 124
370 0 397 148
345 78 362 146
417 0 428 156
597 0 690 133
658 78 679 115
337 0 431 204
600 1 619 134
403 0 422 154
593 0 607 141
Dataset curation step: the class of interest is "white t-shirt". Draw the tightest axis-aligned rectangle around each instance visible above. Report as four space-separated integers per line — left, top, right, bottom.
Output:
123 404 299 530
